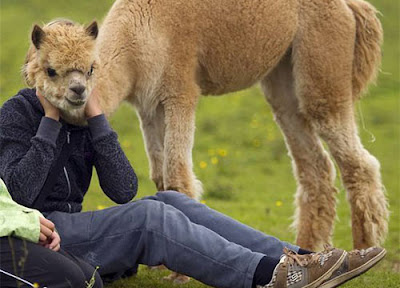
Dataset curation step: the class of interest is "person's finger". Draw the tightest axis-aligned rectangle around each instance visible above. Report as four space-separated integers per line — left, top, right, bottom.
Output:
45 235 55 249
36 91 47 104
39 232 47 242
52 243 61 252
40 224 53 238
40 218 55 233
49 232 61 251
90 87 98 97
49 241 60 251
40 217 55 231
48 235 57 248
39 241 47 247
36 90 43 98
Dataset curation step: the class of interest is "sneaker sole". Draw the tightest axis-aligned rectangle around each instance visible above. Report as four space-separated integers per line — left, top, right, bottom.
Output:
319 248 386 288
303 250 348 288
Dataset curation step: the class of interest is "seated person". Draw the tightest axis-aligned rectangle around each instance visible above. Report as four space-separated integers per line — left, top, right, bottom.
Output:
0 178 103 288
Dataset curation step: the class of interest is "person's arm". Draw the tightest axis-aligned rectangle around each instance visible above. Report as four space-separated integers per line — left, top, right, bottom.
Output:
0 97 61 207
85 89 138 203
0 179 61 250
88 115 138 203
0 178 42 242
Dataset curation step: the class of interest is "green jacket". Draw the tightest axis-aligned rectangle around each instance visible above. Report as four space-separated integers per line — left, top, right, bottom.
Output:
0 178 42 242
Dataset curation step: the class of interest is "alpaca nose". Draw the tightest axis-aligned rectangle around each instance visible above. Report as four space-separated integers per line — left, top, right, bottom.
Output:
70 84 86 96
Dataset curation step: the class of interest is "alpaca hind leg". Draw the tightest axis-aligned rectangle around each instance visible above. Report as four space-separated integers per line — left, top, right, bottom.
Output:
318 110 389 248
261 55 339 251
291 3 388 247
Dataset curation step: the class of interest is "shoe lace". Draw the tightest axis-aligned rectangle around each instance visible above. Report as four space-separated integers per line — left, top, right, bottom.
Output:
349 247 375 257
282 247 323 267
349 250 360 256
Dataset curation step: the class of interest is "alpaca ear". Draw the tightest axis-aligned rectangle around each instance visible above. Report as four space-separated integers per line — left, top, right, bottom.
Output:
86 21 98 39
32 25 45 49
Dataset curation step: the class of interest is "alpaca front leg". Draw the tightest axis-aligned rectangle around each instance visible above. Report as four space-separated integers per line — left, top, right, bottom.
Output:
137 104 166 191
162 96 201 199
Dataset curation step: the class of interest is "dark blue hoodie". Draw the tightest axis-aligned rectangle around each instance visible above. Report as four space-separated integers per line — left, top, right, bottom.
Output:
0 88 138 213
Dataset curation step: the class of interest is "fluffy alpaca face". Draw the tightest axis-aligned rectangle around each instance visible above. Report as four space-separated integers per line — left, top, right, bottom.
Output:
23 20 98 125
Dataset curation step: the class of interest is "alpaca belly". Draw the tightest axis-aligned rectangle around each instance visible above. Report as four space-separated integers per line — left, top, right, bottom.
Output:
197 38 292 97
194 0 298 95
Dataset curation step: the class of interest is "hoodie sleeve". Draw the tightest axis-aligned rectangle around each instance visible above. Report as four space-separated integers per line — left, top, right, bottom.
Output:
0 179 42 243
0 97 61 207
88 114 138 203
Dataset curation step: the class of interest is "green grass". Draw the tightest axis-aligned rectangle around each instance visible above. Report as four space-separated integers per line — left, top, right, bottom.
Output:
1 1 399 287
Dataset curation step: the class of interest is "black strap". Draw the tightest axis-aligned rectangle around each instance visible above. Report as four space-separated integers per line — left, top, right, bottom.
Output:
33 131 74 210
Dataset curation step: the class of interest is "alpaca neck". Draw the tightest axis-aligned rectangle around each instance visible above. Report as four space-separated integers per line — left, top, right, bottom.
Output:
94 62 134 117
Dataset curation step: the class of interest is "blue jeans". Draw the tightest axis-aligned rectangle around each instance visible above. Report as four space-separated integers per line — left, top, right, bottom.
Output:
47 191 298 288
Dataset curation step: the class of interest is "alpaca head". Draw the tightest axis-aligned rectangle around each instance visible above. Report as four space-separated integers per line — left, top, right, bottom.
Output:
23 19 98 125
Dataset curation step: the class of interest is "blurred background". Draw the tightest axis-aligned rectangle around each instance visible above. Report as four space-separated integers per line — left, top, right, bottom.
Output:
0 1 399 287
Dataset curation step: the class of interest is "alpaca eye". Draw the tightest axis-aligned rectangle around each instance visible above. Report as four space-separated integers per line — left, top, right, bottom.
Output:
47 68 57 77
88 65 94 76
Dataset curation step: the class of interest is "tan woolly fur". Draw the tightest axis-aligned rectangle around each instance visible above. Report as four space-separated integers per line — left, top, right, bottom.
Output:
24 0 389 251
24 19 99 125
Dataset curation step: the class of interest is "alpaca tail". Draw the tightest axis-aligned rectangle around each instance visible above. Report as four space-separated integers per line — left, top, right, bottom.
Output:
345 0 383 100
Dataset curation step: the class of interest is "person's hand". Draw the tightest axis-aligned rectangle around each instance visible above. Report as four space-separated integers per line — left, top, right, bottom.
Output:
39 217 55 243
36 90 60 121
38 217 60 251
85 88 103 118
46 231 61 251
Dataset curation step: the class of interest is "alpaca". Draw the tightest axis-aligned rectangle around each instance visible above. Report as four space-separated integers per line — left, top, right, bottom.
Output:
23 0 389 254
91 0 388 251
23 19 99 125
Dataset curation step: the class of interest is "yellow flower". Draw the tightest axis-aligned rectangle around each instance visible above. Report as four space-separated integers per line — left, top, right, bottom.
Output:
33 284 40 288
218 149 228 157
199 161 208 169
211 157 219 165
97 205 106 210
275 201 283 207
251 119 259 128
200 200 206 204
122 140 131 148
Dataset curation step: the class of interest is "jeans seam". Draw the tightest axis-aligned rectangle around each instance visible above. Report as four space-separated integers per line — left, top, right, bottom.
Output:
244 253 264 288
88 211 94 241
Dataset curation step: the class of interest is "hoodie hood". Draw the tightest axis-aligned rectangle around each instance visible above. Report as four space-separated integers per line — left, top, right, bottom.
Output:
17 88 44 114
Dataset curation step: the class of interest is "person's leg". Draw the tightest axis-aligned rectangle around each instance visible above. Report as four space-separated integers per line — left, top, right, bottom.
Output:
59 250 103 288
47 200 266 288
0 237 102 288
146 191 299 258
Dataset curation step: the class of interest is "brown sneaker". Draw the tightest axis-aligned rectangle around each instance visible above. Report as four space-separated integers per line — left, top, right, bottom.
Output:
258 247 347 288
320 247 386 288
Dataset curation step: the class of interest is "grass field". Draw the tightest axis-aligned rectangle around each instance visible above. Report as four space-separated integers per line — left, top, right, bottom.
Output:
0 0 399 287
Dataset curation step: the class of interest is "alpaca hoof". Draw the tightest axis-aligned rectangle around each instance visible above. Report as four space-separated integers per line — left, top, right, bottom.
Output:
163 272 191 284
173 275 191 284
155 180 164 191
